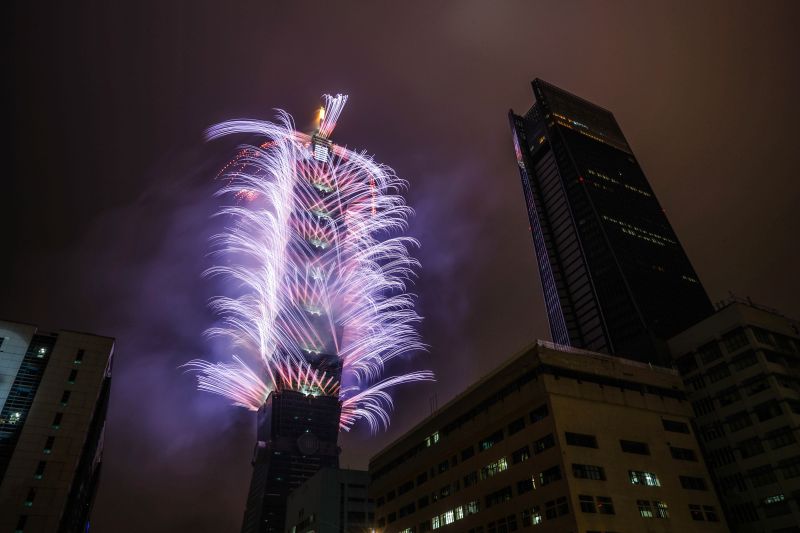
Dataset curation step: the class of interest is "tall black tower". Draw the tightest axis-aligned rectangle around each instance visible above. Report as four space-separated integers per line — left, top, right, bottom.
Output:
240 389 341 533
509 79 713 364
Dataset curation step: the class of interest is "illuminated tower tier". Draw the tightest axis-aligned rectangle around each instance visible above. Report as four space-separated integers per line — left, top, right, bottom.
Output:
510 79 713 364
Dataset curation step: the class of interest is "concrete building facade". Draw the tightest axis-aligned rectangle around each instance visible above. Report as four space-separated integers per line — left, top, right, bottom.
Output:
369 342 727 533
669 299 800 531
285 467 374 533
0 320 114 533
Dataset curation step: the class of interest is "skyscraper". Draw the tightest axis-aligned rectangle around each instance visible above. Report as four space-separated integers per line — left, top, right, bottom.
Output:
0 320 114 533
509 79 713 364
188 95 428 533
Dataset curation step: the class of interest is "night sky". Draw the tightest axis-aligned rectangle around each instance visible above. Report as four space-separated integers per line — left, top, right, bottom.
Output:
9 2 800 531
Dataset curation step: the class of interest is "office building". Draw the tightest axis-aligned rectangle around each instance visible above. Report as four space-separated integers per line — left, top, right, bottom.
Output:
285 467 374 533
669 298 800 531
369 341 727 532
0 320 114 533
509 79 713 364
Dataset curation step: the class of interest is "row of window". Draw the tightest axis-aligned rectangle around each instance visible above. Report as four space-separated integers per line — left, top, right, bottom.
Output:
379 405 551 506
380 426 699 517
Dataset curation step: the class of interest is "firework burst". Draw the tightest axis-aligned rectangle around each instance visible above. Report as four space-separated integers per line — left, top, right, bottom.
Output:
186 94 433 432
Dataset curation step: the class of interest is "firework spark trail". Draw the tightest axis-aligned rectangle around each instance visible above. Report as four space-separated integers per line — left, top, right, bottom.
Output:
186 94 433 432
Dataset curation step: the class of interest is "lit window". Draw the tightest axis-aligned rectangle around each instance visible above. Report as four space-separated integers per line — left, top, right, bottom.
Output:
629 470 661 487
638 499 653 518
654 500 669 518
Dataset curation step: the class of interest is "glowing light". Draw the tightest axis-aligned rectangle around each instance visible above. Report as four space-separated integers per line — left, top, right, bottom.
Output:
186 94 433 432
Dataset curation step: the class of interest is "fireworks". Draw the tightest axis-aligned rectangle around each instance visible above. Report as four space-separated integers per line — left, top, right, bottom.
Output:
186 94 433 432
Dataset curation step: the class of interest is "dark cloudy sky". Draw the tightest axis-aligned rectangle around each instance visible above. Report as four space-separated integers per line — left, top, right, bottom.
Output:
9 1 800 531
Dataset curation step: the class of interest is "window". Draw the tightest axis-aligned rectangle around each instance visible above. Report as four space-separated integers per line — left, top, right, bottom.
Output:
556 496 569 516
754 400 782 422
34 461 46 480
726 411 752 432
60 390 71 406
24 488 36 507
511 446 530 464
508 417 525 435
706 362 731 383
698 342 723 364
572 463 605 480
684 374 706 391
565 432 597 448
662 419 690 434
692 397 714 416
689 504 704 521
52 412 63 429
418 495 429 509
675 353 698 374
703 505 719 522
74 349 85 364
532 433 555 454
670 446 697 461
529 403 548 424
763 493 790 517
766 426 796 449
417 472 428 485
44 436 55 454
637 500 653 518
706 445 736 467
723 328 749 352
731 350 758 371
743 375 770 396
753 327 774 345
620 440 649 455
596 496 614 515
517 477 534 495
748 465 777 487
654 500 669 518
539 465 562 486
679 476 707 490
67 369 78 384
579 494 596 513
438 460 449 474
738 437 765 459
15 515 27 533
717 386 741 406
463 471 478 487
719 472 747 493
521 506 543 526
480 457 508 480
701 422 724 442
729 502 758 523
425 431 440 447
484 486 512 508
461 446 474 461
779 455 800 479
629 470 660 487
480 430 503 451
398 480 414 495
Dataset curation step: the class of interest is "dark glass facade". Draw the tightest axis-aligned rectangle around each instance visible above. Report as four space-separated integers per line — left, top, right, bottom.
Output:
240 390 341 533
510 79 713 364
0 334 56 479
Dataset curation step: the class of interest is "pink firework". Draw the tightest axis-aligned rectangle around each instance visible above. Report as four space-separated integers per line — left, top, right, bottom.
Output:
186 94 433 432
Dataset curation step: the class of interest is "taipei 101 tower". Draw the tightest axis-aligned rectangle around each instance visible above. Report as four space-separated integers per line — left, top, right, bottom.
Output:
186 95 432 533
